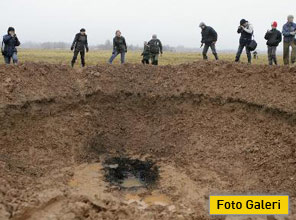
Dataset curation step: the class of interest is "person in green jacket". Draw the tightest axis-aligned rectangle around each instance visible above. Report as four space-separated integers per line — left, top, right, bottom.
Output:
148 34 163 65
141 41 150 64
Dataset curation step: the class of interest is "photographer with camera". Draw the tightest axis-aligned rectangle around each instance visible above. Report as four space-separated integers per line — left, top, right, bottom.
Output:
1 27 21 64
235 19 254 64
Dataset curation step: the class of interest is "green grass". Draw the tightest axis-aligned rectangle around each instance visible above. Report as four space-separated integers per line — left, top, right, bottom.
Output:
0 49 283 66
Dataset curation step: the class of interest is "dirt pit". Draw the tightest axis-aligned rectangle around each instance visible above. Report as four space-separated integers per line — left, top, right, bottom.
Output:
0 61 296 219
103 157 159 190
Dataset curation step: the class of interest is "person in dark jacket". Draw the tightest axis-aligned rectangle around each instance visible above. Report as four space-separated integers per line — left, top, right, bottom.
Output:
148 34 163 65
235 19 254 63
2 27 20 64
109 30 127 64
71 28 89 67
264 21 282 65
199 22 218 60
282 15 296 65
141 41 150 64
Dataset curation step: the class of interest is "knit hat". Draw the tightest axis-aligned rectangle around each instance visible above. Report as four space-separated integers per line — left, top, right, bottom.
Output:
152 34 157 39
7 27 15 33
288 15 294 20
271 21 277 28
80 28 86 32
199 22 206 28
240 19 248 25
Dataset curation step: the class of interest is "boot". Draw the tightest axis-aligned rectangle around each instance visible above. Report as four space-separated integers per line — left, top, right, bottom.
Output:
202 54 208 60
213 53 219 60
273 56 277 65
71 61 74 68
247 54 252 64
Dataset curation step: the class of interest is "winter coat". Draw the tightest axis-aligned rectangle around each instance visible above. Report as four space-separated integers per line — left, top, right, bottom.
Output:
113 36 127 53
201 26 218 45
71 33 88 52
2 34 20 57
264 29 282 46
237 24 253 45
282 22 296 43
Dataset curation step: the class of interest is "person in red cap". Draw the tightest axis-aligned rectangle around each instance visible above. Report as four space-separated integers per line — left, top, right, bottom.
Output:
264 21 282 65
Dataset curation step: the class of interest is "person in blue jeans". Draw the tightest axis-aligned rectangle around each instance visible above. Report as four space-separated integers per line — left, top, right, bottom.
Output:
108 30 127 64
1 27 20 64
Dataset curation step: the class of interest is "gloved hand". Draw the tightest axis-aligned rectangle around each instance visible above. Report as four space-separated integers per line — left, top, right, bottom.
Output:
71 47 74 51
125 50 127 53
86 48 89 53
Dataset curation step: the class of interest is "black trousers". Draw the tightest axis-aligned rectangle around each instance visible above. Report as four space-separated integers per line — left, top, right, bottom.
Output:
235 44 251 63
267 46 278 65
202 44 218 60
72 50 85 67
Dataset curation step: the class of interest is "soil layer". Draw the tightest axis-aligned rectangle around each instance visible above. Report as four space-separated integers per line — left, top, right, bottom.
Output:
1 61 296 220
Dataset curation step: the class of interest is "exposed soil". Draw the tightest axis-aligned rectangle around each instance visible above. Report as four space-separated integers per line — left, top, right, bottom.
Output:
0 61 296 220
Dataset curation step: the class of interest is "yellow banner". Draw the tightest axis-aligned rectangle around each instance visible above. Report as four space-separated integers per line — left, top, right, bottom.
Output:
209 195 289 215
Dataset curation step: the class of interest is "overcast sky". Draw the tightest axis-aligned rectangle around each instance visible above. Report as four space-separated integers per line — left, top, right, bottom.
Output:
0 0 294 50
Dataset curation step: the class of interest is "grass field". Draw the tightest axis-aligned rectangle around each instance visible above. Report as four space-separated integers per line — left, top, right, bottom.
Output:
0 49 284 66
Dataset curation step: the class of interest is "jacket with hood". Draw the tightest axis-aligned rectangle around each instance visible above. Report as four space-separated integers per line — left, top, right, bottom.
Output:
201 26 218 45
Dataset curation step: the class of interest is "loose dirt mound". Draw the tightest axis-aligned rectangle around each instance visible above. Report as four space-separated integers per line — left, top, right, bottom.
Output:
0 61 296 220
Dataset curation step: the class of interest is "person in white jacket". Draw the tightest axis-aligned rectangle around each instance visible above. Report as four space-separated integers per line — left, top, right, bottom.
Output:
235 19 254 63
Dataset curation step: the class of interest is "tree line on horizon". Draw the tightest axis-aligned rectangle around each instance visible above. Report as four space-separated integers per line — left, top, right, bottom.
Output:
20 40 201 52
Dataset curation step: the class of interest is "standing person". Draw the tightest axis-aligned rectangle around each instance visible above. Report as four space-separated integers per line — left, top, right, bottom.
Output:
109 30 127 64
235 19 254 64
199 22 218 60
282 15 296 65
148 34 162 65
1 27 20 64
264 21 282 65
71 28 89 67
141 41 150 64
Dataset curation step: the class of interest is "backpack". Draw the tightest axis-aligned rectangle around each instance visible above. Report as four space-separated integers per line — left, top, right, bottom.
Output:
248 34 257 51
248 40 257 51
150 40 159 54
